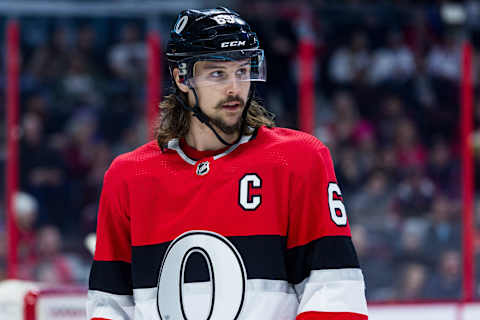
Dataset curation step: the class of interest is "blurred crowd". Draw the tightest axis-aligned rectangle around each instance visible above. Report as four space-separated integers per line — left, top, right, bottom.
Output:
0 19 149 284
244 0 480 301
0 0 479 302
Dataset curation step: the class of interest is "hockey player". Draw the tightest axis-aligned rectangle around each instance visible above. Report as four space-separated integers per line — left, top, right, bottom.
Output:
88 7 368 320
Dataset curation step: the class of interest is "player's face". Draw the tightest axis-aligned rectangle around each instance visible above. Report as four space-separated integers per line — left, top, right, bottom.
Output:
190 59 251 135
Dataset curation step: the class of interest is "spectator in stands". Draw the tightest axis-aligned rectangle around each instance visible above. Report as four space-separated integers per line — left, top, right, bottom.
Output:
63 110 100 229
263 17 298 127
425 33 461 139
393 168 434 219
375 94 406 145
394 219 430 266
394 262 428 300
412 52 436 110
27 27 71 85
329 92 374 194
424 250 462 299
20 112 68 229
112 124 143 157
427 138 459 196
61 52 102 106
86 141 113 204
34 225 87 284
375 146 399 180
75 25 105 75
426 32 461 82
328 91 372 147
76 142 116 237
369 30 416 85
108 23 146 82
352 120 377 174
328 31 371 86
22 93 58 136
350 170 395 229
394 118 427 170
64 110 99 178
423 195 461 264
335 146 364 195
15 192 39 280
351 224 393 300
98 91 137 145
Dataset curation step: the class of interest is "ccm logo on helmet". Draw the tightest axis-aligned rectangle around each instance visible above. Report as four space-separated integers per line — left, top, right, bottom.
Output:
221 41 246 48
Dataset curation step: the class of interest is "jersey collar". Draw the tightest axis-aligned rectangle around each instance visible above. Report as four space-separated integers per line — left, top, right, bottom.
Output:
166 131 255 165
179 139 230 161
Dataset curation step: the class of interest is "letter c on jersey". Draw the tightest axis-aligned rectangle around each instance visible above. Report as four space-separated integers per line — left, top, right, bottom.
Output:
238 174 262 211
157 231 247 320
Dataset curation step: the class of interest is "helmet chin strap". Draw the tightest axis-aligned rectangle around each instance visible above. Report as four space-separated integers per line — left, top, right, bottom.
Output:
176 85 254 147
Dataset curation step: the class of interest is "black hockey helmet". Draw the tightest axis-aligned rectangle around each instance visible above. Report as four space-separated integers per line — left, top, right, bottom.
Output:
166 7 266 87
165 7 265 146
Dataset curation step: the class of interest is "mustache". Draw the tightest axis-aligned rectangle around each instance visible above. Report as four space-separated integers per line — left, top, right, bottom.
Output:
215 95 245 109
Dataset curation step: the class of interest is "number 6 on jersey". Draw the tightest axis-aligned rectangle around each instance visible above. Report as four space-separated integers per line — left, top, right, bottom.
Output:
328 182 348 226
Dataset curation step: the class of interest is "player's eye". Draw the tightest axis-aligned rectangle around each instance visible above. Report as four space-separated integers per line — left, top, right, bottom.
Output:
209 70 226 80
236 68 249 79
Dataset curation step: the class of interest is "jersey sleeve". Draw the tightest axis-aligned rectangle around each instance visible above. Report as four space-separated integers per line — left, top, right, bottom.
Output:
286 143 368 320
87 160 134 320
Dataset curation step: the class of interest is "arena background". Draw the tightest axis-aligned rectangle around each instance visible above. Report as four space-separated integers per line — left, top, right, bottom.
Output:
0 0 479 319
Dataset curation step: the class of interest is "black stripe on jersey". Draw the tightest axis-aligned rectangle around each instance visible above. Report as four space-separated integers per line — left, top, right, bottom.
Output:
132 242 168 288
131 235 288 289
89 260 133 295
285 235 360 285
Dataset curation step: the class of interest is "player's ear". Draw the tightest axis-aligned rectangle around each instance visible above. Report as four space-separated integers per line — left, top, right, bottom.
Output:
173 68 190 93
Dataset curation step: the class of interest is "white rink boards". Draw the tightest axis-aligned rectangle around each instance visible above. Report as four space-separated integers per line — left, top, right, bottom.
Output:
369 302 480 320
0 280 86 320
2 279 480 320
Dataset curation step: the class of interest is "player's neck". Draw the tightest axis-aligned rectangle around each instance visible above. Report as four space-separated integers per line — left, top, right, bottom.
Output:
185 118 239 151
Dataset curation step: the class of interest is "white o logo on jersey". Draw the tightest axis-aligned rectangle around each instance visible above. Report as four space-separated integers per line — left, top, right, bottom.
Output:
328 182 348 226
174 16 189 34
157 231 246 320
238 174 262 210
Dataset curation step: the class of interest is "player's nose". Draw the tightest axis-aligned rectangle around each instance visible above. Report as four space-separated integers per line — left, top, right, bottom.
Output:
225 78 241 96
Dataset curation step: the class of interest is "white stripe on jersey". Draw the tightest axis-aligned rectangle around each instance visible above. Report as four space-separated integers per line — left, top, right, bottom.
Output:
295 268 368 317
87 290 134 320
87 269 367 319
133 279 298 320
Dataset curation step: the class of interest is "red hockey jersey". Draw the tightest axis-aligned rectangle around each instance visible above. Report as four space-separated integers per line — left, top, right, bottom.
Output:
87 126 368 320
